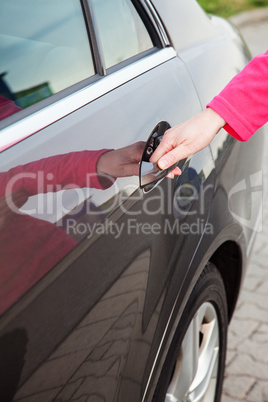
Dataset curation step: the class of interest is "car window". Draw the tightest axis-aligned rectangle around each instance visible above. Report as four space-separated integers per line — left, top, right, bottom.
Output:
0 0 94 120
91 0 153 69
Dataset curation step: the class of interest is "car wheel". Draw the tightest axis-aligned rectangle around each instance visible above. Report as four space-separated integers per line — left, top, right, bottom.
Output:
153 262 228 402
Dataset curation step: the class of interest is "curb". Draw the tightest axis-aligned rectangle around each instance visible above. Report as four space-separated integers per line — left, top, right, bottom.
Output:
229 7 268 28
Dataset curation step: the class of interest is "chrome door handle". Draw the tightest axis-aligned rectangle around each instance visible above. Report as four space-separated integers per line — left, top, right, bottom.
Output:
139 121 185 193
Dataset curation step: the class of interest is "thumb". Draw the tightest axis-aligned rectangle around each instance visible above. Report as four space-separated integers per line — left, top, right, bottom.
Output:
158 147 184 170
149 133 174 164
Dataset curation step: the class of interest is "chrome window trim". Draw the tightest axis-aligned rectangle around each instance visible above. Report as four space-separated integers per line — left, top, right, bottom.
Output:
142 0 170 47
0 47 176 152
84 0 107 76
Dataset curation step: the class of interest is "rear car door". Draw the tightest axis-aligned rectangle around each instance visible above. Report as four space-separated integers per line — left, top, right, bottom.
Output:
0 0 215 400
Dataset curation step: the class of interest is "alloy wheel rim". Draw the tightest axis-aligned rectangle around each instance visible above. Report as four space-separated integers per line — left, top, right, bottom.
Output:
165 302 219 402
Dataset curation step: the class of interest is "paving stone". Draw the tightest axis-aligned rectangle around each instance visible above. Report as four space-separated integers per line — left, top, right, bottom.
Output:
221 393 241 402
261 383 268 402
225 350 237 366
226 330 243 350
228 317 259 340
233 303 268 323
251 325 268 343
226 354 268 381
248 255 268 271
237 338 268 364
257 279 268 294
240 21 268 56
242 276 263 291
251 239 268 254
246 381 268 402
249 234 268 248
223 376 256 400
238 292 268 313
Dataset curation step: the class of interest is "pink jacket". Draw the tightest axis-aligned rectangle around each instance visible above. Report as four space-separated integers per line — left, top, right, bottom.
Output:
208 50 268 141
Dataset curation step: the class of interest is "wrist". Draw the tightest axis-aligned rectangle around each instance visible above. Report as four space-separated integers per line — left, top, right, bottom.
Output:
205 107 226 133
96 150 116 189
96 150 114 175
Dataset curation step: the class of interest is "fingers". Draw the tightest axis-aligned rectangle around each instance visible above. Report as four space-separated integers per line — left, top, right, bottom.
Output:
157 149 179 170
165 166 181 179
150 109 226 172
149 127 187 169
149 128 175 164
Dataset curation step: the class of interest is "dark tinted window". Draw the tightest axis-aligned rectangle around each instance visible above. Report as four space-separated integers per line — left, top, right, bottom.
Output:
91 0 153 69
0 0 94 119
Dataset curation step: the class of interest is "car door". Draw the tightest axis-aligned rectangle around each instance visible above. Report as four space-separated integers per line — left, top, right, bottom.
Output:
0 0 215 401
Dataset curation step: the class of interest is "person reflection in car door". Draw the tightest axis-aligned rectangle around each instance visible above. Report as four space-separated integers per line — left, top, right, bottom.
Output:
0 142 144 314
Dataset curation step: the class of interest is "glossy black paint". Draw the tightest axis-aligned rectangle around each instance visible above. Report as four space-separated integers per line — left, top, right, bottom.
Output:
0 1 265 401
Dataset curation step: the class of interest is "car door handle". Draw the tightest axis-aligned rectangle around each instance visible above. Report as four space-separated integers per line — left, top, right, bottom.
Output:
139 121 185 193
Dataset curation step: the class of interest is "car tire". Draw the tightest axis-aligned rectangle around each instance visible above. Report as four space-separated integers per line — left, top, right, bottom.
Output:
153 262 228 402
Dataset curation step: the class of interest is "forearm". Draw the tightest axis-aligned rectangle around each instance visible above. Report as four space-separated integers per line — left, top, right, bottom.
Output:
208 50 268 141
1 150 111 197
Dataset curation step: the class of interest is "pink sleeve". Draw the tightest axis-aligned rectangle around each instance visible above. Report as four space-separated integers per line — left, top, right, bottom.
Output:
207 50 268 141
0 149 113 197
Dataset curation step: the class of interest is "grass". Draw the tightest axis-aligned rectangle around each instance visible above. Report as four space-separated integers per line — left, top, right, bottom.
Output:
197 0 268 18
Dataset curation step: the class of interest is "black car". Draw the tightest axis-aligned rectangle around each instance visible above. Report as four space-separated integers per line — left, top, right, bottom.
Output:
0 0 264 401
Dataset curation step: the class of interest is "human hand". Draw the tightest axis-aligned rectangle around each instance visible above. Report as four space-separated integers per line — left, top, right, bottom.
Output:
150 108 225 177
97 141 145 179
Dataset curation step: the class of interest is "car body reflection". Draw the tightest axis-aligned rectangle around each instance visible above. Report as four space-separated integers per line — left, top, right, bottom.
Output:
0 144 143 314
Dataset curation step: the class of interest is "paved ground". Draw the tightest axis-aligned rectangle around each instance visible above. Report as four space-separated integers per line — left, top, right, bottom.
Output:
222 9 268 402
